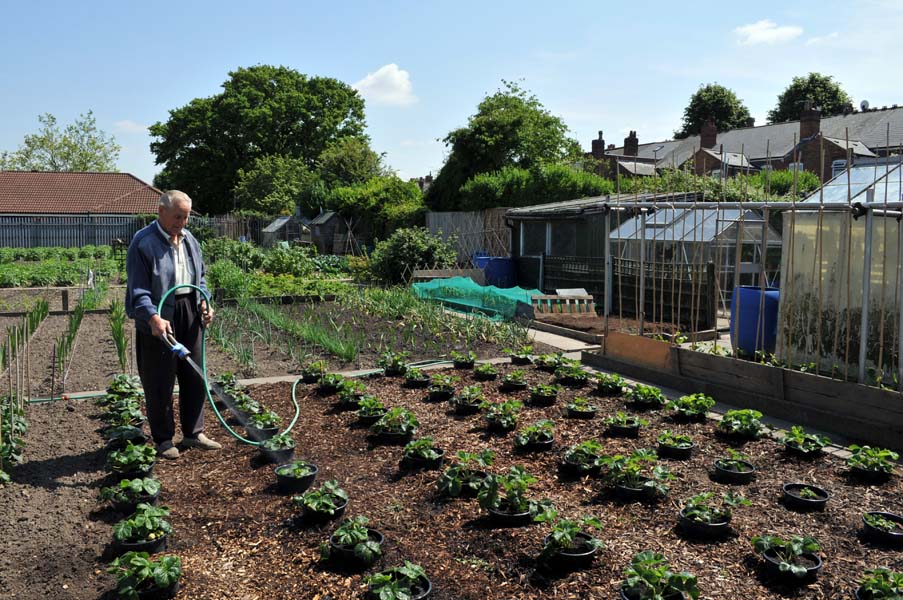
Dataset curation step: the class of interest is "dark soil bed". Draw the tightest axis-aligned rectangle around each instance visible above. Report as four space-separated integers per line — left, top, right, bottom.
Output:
536 312 681 336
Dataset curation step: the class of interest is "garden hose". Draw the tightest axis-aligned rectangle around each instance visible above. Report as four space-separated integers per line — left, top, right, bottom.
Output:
157 284 300 446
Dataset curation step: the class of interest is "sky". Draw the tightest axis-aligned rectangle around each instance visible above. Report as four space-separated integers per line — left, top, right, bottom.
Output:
1 0 902 193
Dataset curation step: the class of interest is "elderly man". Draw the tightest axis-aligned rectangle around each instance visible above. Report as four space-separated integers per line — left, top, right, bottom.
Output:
125 190 221 459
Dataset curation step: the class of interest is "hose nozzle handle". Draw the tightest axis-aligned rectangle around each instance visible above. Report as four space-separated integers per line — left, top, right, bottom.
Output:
162 332 191 359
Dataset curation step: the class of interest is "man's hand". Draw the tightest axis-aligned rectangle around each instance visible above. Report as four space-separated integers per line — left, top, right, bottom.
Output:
149 315 173 339
200 300 215 326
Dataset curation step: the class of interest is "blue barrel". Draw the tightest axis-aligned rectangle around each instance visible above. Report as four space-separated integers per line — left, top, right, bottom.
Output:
484 257 516 288
472 252 491 269
730 286 780 355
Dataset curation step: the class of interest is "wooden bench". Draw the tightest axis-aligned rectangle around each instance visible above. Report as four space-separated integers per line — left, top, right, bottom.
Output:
531 294 597 316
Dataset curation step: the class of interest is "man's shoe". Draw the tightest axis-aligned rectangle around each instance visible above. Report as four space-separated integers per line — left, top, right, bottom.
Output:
182 433 222 450
160 446 180 460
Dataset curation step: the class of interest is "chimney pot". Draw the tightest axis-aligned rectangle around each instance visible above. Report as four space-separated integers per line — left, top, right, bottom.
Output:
623 130 639 157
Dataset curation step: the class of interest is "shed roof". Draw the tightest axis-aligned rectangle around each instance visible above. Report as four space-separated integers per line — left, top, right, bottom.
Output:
618 160 656 176
0 171 161 214
310 210 337 225
699 149 754 169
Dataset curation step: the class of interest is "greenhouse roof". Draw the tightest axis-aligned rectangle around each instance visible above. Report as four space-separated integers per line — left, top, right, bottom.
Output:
803 162 903 204
610 207 778 243
506 191 701 218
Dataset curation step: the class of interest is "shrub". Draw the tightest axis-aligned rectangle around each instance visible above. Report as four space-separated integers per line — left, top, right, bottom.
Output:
369 227 457 283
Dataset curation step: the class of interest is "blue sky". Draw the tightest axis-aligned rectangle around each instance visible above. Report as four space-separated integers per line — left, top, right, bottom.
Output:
2 0 901 191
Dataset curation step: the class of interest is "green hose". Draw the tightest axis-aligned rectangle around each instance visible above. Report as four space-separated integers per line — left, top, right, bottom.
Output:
157 284 300 446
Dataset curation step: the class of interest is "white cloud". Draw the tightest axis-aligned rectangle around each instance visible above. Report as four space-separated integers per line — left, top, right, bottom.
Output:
806 32 840 46
353 64 417 107
112 120 148 134
734 20 803 45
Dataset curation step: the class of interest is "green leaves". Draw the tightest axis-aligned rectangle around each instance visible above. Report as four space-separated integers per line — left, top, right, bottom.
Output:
112 504 172 543
718 409 764 438
108 552 181 599
403 437 441 461
621 551 700 599
847 445 900 474
107 442 156 473
297 480 348 514
369 227 457 284
261 433 295 452
768 72 852 124
0 111 120 172
371 407 419 436
751 534 821 578
668 393 715 418
674 83 752 139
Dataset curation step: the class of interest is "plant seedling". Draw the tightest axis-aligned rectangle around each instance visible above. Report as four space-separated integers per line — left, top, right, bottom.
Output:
107 552 182 600
750 534 821 578
482 399 523 430
357 396 387 417
620 551 700 599
782 426 830 454
535 509 604 563
718 409 764 438
667 393 714 419
248 409 281 429
474 363 498 377
451 350 477 365
863 513 901 532
478 465 551 516
501 369 527 385
112 503 172 544
563 440 605 470
437 450 494 497
371 407 419 436
321 515 382 565
295 480 348 515
366 561 428 599
681 491 750 524
377 350 409 375
403 437 442 461
847 445 899 474
100 478 161 504
107 443 156 474
600 449 674 498
858 568 903 598
275 460 316 478
300 360 327 380
596 372 626 395
657 430 693 449
566 396 598 413
261 433 295 451
604 412 648 428
514 419 554 448
530 383 561 397
627 383 667 407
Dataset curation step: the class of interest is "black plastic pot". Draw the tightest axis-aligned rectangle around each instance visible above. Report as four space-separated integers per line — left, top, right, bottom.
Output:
657 442 695 460
301 497 348 524
404 377 431 389
861 511 903 546
111 491 160 515
499 381 528 393
760 549 822 583
515 437 554 452
606 422 641 438
274 463 319 494
541 532 599 570
453 359 475 370
452 401 482 415
485 418 516 433
565 406 596 419
474 371 498 382
370 430 414 445
529 392 558 407
457 470 488 498
260 446 295 464
713 460 756 484
116 533 167 556
536 363 559 374
427 388 454 402
366 575 432 600
358 410 387 426
558 376 588 388
301 373 321 384
136 579 180 600
245 424 279 442
619 587 684 600
783 443 824 460
850 466 893 484
383 366 406 377
318 383 339 396
328 528 384 567
487 502 534 527
401 449 445 470
107 431 147 450
112 462 155 481
671 411 707 423
678 508 731 539
510 355 532 365
782 483 830 512
614 478 653 502
559 456 601 477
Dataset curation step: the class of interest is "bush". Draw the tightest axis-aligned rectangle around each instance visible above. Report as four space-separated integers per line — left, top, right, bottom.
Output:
201 238 264 270
260 246 315 277
369 227 457 283
458 164 613 210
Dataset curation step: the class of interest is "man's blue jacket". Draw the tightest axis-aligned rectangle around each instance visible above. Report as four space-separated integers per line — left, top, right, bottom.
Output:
125 221 209 335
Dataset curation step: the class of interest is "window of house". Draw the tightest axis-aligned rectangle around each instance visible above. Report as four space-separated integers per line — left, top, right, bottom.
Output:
832 159 847 179
788 162 804 172
522 222 546 256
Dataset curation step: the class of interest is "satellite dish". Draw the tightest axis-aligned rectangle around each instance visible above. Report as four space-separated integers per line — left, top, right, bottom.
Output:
861 100 870 111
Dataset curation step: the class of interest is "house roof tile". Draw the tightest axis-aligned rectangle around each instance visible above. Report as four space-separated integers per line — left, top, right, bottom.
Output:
0 171 161 214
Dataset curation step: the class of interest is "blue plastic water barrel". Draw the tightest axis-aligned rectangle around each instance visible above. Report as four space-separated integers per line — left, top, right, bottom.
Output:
730 286 780 355
484 257 516 288
472 252 491 269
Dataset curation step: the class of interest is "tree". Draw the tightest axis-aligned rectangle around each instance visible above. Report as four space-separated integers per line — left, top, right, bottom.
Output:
674 84 752 139
317 137 383 188
458 164 614 210
767 73 852 123
325 175 424 239
150 65 367 214
0 111 120 172
232 155 313 215
425 80 581 211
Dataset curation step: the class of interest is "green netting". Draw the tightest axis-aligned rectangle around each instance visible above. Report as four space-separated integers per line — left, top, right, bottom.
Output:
411 276 540 320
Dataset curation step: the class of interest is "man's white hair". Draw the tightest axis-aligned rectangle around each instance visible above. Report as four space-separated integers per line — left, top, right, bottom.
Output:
159 190 192 209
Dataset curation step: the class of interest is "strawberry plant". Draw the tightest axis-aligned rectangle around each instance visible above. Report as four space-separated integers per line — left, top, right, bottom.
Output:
680 491 749 525
781 426 830 455
750 534 821 578
261 433 295 452
295 480 348 515
535 510 604 563
377 350 409 376
718 409 764 439
113 503 172 544
403 437 442 461
107 552 182 600
667 393 714 420
474 363 498 380
248 409 281 430
563 440 605 472
451 350 477 368
858 568 903 598
483 399 523 430
847 445 899 474
478 465 551 516
627 383 667 408
596 372 626 395
107 443 156 475
437 450 494 497
863 513 901 533
371 407 419 436
620 551 700 599
357 396 387 418
657 430 693 449
100 478 161 505
514 419 555 449
366 561 429 600
600 449 674 498
321 515 382 565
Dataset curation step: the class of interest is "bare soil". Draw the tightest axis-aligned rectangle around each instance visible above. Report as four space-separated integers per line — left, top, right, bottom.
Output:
536 312 679 336
2 363 902 599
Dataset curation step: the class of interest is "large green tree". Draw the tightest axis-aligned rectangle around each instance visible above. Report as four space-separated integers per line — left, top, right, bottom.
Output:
317 136 383 188
232 155 314 215
674 83 752 139
325 175 424 239
425 80 581 211
0 111 120 172
150 65 367 214
767 73 852 124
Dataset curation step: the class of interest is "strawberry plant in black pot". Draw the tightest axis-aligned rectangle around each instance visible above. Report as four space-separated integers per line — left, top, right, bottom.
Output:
377 350 409 377
246 408 281 441
112 503 172 555
403 367 430 389
604 412 647 438
561 440 604 476
294 480 349 524
274 460 318 494
535 511 604 572
356 396 387 425
473 362 498 381
600 450 674 502
781 426 830 459
506 345 533 365
401 437 444 470
499 369 528 392
478 466 552 527
259 433 295 464
751 534 822 583
483 399 523 432
514 419 555 452
321 515 383 568
450 385 484 415
667 392 714 422
677 491 749 540
619 551 700 600
300 360 327 384
596 372 626 396
781 483 829 512
717 409 764 441
427 373 458 402
437 450 494 498
656 430 695 460
370 407 419 444
861 511 903 546
317 373 345 396
627 383 667 410
713 449 757 484
847 445 899 483
107 443 156 479
100 477 161 515
529 383 561 407
451 350 476 369
565 396 597 419
107 551 181 600
856 567 903 599
365 561 431 600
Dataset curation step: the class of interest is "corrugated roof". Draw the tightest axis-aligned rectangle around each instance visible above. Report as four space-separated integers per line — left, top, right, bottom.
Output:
0 171 161 214
605 107 903 169
506 191 702 218
610 207 781 243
